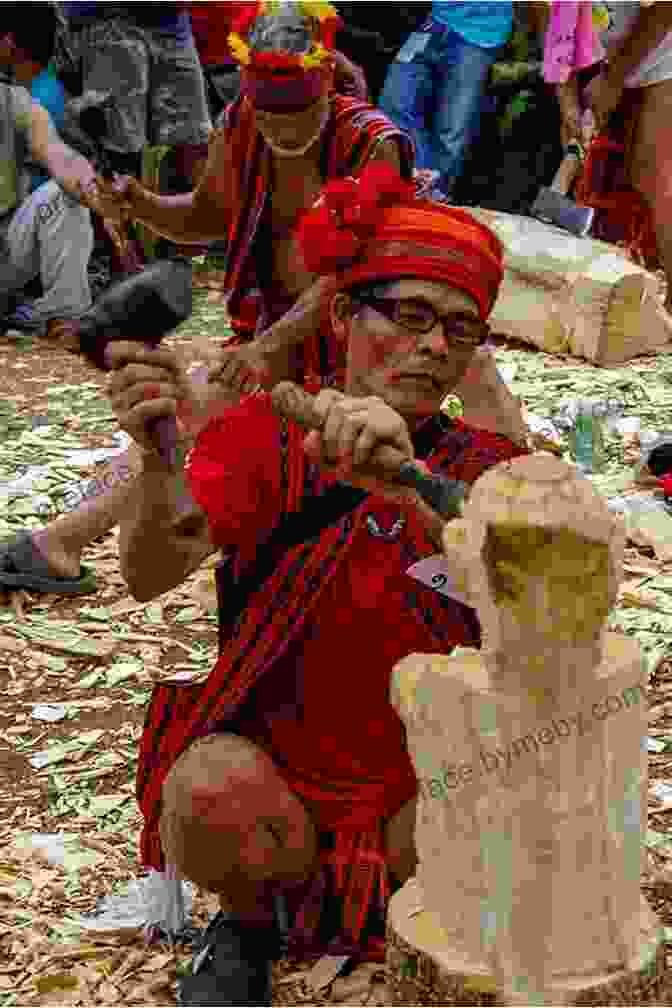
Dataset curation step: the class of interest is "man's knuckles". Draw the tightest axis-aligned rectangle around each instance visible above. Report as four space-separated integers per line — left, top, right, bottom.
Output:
106 343 180 371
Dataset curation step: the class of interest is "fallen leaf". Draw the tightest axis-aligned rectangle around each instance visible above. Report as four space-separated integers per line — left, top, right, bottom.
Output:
35 973 80 994
306 955 351 993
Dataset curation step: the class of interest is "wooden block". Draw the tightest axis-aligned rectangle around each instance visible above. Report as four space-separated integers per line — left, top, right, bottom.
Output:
394 640 648 994
387 881 669 1006
388 454 662 1005
465 209 671 365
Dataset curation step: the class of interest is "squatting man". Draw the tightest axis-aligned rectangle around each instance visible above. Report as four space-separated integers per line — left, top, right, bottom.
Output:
105 163 530 1006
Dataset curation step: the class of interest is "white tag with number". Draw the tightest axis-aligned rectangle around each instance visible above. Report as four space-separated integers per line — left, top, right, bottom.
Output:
406 555 472 607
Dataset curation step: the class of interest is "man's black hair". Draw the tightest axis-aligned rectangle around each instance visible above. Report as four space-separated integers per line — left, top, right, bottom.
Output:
2 3 57 69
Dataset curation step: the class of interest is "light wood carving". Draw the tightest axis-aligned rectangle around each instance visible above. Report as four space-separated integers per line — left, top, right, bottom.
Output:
388 454 667 1005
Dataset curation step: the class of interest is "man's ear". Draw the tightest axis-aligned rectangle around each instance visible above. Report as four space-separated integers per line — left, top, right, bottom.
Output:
329 292 353 345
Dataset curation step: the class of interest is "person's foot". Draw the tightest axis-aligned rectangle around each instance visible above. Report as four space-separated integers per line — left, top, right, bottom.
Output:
31 535 82 580
0 532 95 595
178 910 285 1006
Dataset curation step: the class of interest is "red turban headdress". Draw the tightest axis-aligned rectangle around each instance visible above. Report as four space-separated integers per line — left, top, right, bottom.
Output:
295 162 504 392
296 162 504 320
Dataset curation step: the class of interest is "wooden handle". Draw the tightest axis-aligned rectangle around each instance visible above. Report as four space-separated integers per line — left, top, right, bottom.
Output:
150 414 181 468
271 382 466 520
271 382 409 481
551 149 583 197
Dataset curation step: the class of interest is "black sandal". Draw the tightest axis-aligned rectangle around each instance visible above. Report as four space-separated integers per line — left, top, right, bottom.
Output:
0 532 97 596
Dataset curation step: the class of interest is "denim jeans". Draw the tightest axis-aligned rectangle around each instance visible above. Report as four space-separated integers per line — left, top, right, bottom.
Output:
379 22 499 196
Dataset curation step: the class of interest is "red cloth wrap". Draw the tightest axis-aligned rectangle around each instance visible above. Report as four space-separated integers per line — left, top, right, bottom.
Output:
240 65 331 111
137 396 528 961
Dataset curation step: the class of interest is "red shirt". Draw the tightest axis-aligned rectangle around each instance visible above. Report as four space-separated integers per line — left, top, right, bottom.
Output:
187 395 526 833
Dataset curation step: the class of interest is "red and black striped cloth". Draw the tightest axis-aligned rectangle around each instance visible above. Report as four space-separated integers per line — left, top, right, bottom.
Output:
137 396 527 961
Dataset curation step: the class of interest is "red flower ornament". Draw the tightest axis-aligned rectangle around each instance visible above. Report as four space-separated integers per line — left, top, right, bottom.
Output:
297 162 417 275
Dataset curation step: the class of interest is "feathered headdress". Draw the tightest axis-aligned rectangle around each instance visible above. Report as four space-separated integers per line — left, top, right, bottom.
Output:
228 1 341 73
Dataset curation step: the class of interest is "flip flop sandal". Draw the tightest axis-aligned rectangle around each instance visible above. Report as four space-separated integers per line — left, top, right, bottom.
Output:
0 532 97 596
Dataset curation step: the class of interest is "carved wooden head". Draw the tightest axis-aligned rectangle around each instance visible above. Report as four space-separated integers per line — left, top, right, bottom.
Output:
442 454 626 649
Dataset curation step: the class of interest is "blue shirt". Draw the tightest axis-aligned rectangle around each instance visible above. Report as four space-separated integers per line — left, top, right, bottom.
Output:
30 67 66 192
431 2 513 49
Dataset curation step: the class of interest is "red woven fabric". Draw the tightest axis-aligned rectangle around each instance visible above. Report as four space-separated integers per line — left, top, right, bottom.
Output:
576 88 659 267
137 396 528 957
576 136 658 265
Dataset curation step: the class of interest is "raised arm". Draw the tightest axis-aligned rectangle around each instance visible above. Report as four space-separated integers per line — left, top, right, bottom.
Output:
95 125 235 245
107 343 215 601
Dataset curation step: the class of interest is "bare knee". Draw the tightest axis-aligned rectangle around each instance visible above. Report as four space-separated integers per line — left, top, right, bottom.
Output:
160 734 318 892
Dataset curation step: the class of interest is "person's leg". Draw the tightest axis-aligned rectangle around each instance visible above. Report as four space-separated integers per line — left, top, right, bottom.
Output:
629 79 672 311
31 446 144 579
76 17 151 159
432 33 498 199
378 33 436 171
24 183 94 322
72 18 150 274
147 23 211 154
0 201 42 319
160 734 319 1003
12 374 230 584
146 23 212 257
160 734 319 922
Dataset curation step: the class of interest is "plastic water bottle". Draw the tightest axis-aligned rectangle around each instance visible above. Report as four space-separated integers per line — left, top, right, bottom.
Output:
568 400 607 475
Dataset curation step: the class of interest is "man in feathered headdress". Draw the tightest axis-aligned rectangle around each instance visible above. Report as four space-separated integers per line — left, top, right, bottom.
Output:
96 0 414 397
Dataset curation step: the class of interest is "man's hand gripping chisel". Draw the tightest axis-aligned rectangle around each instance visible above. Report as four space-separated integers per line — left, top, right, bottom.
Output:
62 260 193 467
271 382 466 520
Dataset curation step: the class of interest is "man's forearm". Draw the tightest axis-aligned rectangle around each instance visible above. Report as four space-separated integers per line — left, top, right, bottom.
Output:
454 356 530 448
119 448 212 601
256 277 330 382
128 181 228 244
607 5 672 85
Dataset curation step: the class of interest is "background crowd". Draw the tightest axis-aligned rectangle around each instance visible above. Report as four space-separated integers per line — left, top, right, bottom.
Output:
1 1 671 340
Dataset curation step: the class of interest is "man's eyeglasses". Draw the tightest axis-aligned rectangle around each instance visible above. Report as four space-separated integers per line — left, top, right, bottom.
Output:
351 295 489 348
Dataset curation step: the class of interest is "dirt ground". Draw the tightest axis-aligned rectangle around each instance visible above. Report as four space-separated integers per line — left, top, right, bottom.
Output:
0 279 671 1006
